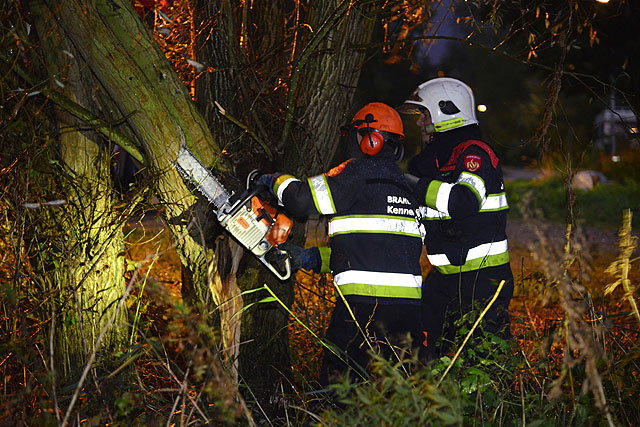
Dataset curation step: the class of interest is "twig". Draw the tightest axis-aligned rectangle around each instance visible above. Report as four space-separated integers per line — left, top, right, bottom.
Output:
49 286 60 424
214 101 272 160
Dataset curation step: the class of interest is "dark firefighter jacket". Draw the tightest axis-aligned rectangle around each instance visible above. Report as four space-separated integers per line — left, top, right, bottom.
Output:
408 125 511 275
271 150 424 304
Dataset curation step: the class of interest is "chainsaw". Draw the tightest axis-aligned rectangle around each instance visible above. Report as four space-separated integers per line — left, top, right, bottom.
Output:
173 145 293 280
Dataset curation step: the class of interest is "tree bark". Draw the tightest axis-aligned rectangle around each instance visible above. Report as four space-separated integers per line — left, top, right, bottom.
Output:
285 0 379 175
190 1 382 407
32 0 227 308
193 1 295 407
30 1 129 372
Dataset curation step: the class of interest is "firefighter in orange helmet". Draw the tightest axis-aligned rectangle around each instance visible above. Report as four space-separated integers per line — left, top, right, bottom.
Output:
256 102 424 384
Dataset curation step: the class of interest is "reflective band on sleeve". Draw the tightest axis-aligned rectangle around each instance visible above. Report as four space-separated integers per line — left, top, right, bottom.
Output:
480 193 509 211
424 180 453 214
334 270 422 299
456 171 486 204
273 175 300 204
422 206 450 220
328 215 422 237
436 251 510 275
426 239 510 274
308 175 336 215
421 193 508 220
318 246 332 274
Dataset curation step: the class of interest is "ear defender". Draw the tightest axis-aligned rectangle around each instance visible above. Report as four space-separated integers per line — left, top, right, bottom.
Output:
359 131 384 155
359 113 384 156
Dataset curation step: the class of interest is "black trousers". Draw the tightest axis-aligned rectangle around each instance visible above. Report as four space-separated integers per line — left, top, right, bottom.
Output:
421 264 514 358
318 299 422 386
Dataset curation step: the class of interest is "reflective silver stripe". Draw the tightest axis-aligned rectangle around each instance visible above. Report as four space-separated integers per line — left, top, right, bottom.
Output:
419 222 426 240
422 206 448 220
421 193 509 220
276 177 300 204
328 216 421 237
456 171 486 201
481 193 509 211
427 239 509 266
435 182 453 214
334 270 422 288
308 175 336 215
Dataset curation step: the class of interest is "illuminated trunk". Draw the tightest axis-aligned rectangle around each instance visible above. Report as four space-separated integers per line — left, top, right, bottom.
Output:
30 0 226 305
29 0 245 381
31 2 128 371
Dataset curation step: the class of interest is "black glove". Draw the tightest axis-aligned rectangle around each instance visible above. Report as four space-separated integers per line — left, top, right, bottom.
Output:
249 171 283 195
279 243 321 272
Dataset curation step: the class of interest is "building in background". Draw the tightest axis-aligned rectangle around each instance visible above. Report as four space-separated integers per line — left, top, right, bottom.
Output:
593 89 638 161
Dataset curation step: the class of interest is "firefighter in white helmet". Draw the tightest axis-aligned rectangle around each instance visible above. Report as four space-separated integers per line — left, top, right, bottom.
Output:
256 102 424 384
399 77 514 359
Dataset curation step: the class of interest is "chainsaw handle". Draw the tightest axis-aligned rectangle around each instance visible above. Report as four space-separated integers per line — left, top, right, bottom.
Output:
246 169 264 191
260 247 292 281
224 186 262 218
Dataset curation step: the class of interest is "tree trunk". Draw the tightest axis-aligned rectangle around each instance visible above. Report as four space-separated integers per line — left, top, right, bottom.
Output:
193 1 295 407
286 1 380 175
32 0 227 307
30 1 129 372
190 1 382 407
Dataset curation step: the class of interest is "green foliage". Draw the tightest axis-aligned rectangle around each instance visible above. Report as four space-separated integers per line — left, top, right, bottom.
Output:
506 177 640 230
506 177 568 223
321 355 464 426
314 308 640 426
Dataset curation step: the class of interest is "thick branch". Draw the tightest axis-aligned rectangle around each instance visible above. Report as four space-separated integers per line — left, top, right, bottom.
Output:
0 51 145 164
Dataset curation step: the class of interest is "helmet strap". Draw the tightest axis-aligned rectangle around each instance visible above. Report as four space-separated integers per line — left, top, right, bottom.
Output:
393 142 404 162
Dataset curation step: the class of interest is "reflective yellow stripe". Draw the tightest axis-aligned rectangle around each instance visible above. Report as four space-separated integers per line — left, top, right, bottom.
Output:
308 175 336 215
456 171 485 204
427 239 510 274
420 193 508 220
336 283 422 299
274 175 300 204
425 180 452 215
480 193 509 211
318 246 331 273
433 118 464 132
328 215 421 237
334 270 422 299
435 252 510 274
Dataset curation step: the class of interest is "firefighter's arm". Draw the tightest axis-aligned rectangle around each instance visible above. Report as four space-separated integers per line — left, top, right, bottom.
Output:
278 243 331 273
256 173 317 217
415 147 490 219
259 160 357 218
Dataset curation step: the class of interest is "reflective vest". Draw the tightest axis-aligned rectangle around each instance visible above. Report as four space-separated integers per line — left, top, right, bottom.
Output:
274 153 424 303
419 140 511 275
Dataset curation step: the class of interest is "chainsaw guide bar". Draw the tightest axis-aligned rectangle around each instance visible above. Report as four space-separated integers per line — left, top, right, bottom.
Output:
173 145 293 281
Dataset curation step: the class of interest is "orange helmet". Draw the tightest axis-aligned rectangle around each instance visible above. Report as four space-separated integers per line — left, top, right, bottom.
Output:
351 102 405 139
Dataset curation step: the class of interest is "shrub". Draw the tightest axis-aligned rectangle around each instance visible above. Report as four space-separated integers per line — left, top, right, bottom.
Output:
505 177 640 230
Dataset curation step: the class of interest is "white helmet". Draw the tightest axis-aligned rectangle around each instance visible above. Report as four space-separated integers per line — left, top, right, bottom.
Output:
401 77 478 132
